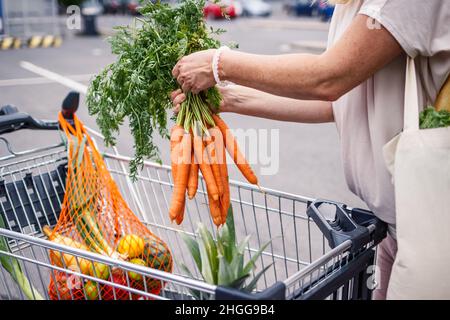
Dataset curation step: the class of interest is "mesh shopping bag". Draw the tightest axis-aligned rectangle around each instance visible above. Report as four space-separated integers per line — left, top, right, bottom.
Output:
47 113 173 300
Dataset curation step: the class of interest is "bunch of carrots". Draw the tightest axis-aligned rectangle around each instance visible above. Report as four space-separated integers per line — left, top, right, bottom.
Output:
169 113 258 227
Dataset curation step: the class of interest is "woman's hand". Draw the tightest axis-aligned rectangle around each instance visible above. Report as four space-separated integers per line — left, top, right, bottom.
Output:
172 49 216 94
170 89 187 114
170 86 238 114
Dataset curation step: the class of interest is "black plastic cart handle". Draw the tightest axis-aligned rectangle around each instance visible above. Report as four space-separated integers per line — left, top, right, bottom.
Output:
306 200 385 253
0 91 79 134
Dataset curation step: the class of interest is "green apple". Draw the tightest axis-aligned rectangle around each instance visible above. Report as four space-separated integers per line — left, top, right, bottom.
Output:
84 281 99 300
128 258 147 282
90 262 110 280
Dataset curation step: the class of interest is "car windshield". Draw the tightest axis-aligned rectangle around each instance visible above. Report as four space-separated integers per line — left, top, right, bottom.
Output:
83 0 100 7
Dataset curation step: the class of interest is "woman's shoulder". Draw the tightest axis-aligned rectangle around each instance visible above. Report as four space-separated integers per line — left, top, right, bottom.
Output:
358 0 450 58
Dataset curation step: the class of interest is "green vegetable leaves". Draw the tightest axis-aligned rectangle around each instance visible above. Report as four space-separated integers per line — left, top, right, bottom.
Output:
86 0 222 178
419 107 450 129
180 206 272 298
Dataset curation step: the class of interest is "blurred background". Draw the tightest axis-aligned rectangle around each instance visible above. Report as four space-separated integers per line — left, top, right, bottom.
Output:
0 0 366 209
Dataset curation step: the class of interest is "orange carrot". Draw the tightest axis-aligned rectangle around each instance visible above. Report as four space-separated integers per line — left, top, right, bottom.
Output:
205 135 224 197
208 194 223 227
193 135 219 201
187 152 199 200
212 114 258 185
175 201 186 225
170 125 184 182
210 126 230 223
218 137 230 224
169 132 191 223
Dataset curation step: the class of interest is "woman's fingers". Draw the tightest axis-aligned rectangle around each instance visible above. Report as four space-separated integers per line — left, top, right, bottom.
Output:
173 93 186 106
181 82 192 94
172 59 182 78
172 85 226 114
172 104 181 114
170 90 186 105
170 90 186 115
172 50 217 93
170 89 182 101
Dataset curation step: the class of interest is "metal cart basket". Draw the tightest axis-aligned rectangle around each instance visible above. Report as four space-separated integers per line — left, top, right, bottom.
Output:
0 93 386 301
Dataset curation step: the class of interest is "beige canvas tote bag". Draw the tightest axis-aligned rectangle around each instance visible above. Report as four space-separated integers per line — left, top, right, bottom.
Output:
383 57 450 299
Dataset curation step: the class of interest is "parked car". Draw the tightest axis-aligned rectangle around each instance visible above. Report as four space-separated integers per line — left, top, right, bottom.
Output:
317 0 335 21
204 0 239 19
102 0 120 14
104 0 141 15
81 0 103 36
241 0 272 17
82 0 104 16
284 0 318 17
234 1 243 16
126 0 140 15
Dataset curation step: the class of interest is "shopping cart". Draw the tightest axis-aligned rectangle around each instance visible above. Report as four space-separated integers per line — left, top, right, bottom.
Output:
0 92 387 301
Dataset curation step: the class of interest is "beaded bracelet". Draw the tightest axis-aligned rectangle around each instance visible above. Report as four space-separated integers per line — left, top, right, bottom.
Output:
212 46 231 87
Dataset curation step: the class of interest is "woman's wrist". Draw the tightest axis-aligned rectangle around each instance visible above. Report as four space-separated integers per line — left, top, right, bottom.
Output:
218 87 236 113
212 47 230 86
218 49 234 83
219 85 252 114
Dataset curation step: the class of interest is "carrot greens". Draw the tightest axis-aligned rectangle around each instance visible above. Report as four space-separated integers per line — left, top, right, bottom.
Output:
87 0 224 178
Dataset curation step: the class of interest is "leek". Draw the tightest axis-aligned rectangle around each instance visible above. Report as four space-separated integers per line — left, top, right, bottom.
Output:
0 214 44 300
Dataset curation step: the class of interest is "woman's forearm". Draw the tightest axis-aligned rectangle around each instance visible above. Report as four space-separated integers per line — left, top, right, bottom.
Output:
221 86 334 123
220 51 331 100
219 15 403 102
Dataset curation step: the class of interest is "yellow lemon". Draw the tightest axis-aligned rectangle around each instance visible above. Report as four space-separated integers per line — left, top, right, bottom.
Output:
78 258 93 276
117 234 145 258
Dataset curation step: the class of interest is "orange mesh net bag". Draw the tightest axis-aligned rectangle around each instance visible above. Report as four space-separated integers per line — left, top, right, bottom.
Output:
46 113 173 300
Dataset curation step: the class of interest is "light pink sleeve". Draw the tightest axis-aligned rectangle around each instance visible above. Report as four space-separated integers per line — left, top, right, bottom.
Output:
359 0 450 58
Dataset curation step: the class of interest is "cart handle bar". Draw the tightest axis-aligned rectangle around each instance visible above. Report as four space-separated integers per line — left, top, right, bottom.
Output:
0 91 79 135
